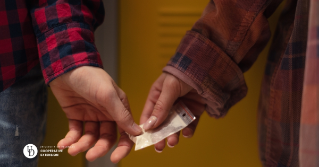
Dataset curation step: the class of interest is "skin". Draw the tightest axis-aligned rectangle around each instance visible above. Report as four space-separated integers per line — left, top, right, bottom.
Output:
50 66 142 163
50 66 204 162
140 73 206 152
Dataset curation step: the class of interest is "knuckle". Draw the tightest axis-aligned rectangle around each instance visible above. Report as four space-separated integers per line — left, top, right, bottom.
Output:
69 126 82 133
115 108 131 123
163 78 180 96
121 97 131 111
164 76 178 87
119 89 126 97
150 83 160 92
100 133 117 141
154 100 165 113
120 93 128 103
85 130 98 136
121 92 127 99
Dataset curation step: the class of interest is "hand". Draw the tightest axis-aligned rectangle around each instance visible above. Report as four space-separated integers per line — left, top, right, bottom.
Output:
50 66 142 163
140 73 206 152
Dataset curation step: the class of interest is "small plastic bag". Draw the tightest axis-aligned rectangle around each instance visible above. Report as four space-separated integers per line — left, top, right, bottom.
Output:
128 101 196 151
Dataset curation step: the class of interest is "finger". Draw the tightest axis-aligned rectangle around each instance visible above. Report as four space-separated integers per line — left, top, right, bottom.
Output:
101 82 142 136
68 122 99 156
112 82 131 112
179 97 205 138
182 117 200 138
140 98 156 124
143 75 181 131
110 127 134 164
140 89 161 124
167 131 180 148
140 74 166 124
57 120 82 150
86 121 117 162
154 139 165 153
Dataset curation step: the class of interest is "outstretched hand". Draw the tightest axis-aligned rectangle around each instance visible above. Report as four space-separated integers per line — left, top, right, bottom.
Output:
140 73 206 152
50 66 142 163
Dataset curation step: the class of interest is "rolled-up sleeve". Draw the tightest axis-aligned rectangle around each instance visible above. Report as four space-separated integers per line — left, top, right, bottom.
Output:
163 0 278 117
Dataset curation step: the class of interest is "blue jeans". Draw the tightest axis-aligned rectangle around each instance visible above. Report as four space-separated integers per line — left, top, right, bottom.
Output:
0 65 47 167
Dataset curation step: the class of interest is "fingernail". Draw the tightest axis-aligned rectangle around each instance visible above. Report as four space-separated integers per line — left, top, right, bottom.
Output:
133 123 143 135
155 147 162 153
182 128 193 138
167 142 174 148
183 134 192 138
143 116 157 131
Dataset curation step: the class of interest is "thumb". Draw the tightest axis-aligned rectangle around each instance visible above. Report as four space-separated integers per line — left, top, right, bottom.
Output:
101 82 142 136
142 75 181 131
113 96 143 136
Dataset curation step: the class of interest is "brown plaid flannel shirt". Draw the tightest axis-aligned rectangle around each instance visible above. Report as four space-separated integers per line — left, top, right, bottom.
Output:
163 0 316 166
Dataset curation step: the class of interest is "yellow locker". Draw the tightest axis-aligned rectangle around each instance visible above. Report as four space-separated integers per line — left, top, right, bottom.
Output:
119 0 285 167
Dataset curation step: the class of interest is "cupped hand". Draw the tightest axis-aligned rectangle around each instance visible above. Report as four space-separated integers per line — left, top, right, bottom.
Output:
50 66 142 163
140 73 206 153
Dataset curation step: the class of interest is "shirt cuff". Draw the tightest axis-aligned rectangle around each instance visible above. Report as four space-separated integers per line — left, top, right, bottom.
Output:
36 22 103 84
163 31 247 118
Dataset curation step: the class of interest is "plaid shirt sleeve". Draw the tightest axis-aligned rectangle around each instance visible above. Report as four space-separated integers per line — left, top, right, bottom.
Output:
163 0 275 117
28 0 104 84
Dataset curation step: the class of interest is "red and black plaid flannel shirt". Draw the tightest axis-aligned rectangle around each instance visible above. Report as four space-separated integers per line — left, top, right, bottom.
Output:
0 0 104 92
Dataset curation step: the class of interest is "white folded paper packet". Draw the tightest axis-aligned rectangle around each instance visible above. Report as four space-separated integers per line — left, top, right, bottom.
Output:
128 101 196 151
